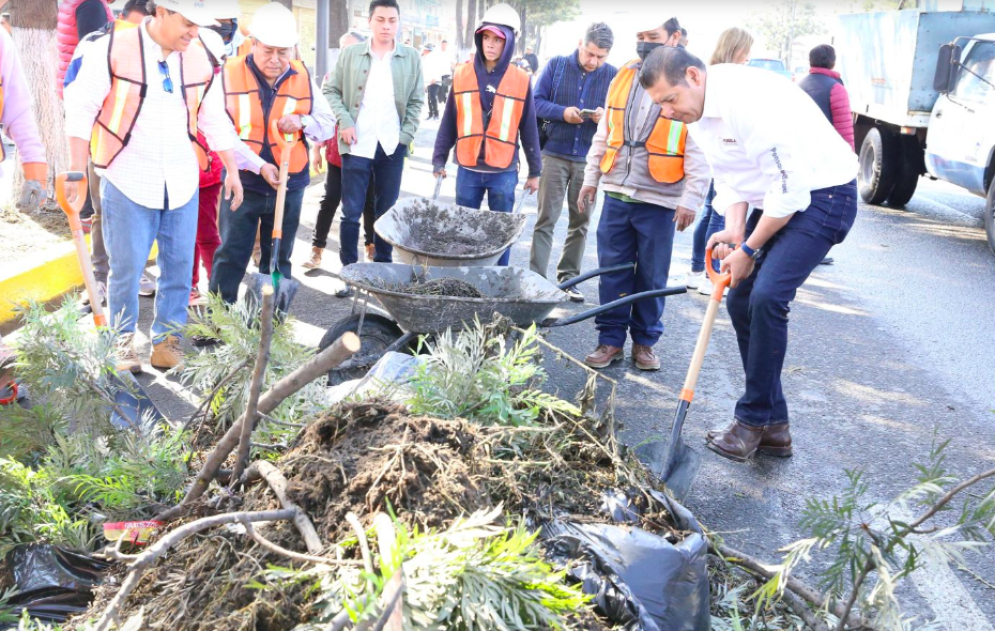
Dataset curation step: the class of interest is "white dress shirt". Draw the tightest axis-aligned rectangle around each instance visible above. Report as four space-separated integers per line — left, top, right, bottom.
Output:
65 19 234 209
689 64 858 218
352 41 401 159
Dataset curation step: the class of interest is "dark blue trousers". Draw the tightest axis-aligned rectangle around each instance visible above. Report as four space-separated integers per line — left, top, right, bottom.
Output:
455 167 519 266
595 194 677 348
691 181 726 273
340 143 407 266
210 186 306 304
728 182 858 427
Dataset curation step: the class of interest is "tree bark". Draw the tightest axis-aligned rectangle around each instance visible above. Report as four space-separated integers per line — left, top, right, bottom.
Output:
10 0 66 201
329 0 349 49
464 0 476 50
456 0 465 52
273 0 294 9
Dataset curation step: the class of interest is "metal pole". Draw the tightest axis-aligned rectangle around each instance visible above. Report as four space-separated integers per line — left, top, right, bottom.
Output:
317 0 330 79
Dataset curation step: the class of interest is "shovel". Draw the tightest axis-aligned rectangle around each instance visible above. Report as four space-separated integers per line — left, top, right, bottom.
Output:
635 247 731 501
57 172 107 328
248 119 302 314
432 174 443 201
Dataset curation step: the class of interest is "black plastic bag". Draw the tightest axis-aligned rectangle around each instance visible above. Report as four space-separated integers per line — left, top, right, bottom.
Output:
542 490 710 631
0 545 110 625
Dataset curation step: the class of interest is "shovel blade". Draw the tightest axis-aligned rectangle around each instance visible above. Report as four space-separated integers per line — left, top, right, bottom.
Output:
635 438 702 502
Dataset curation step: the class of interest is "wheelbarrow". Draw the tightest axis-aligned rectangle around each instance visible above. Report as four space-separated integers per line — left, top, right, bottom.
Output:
318 263 688 384
374 197 529 267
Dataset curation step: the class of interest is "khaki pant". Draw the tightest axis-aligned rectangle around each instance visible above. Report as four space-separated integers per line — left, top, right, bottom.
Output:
529 154 589 282
88 160 109 284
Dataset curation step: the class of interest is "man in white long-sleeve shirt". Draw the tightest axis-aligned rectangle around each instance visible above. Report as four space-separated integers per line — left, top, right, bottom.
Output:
64 0 244 373
640 47 858 462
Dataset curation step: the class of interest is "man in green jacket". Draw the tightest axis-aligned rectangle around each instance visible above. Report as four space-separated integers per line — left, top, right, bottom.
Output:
324 0 423 293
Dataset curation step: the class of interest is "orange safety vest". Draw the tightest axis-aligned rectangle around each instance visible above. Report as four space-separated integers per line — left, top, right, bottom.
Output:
224 57 313 174
452 63 530 170
91 24 214 171
600 60 687 184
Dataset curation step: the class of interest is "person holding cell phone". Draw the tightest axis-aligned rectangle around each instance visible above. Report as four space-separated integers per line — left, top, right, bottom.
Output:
529 22 617 301
578 17 710 372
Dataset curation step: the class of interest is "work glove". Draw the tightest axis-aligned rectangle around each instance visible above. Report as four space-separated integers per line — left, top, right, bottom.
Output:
16 162 49 212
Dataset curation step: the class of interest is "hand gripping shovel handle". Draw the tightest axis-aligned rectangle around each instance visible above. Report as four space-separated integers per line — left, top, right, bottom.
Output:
269 119 297 277
57 171 107 327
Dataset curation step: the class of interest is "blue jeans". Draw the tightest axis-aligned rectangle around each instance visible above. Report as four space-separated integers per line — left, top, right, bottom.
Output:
691 181 726 273
340 143 407 266
100 178 198 343
210 186 306 304
595 195 677 347
727 182 858 427
455 167 519 266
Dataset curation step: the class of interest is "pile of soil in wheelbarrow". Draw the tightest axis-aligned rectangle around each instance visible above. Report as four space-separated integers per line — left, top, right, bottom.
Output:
71 401 682 631
398 198 519 256
389 277 485 299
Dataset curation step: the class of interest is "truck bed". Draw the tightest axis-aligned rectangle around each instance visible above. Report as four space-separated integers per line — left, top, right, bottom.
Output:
836 10 995 128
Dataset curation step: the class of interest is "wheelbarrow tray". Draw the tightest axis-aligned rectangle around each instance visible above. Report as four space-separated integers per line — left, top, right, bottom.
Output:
338 263 567 333
374 197 528 267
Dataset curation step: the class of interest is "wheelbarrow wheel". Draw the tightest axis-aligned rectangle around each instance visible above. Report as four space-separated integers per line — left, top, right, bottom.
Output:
319 313 407 386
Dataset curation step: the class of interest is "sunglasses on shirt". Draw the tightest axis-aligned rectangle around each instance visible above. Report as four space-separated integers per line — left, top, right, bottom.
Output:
157 60 174 94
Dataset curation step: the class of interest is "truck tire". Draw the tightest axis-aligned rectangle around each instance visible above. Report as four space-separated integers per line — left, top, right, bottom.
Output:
859 127 899 205
986 180 995 256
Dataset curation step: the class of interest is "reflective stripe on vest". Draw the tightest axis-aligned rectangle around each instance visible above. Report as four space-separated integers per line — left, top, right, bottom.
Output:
452 63 529 170
223 56 313 175
599 60 687 184
91 25 214 171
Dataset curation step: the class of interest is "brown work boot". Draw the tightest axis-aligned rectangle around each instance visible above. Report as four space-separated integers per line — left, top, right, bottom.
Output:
584 344 624 369
706 419 764 463
632 344 661 371
365 243 376 262
706 421 793 457
302 246 323 270
151 336 184 372
115 333 143 374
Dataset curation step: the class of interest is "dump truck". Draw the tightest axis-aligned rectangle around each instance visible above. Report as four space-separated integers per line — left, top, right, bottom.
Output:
836 9 995 254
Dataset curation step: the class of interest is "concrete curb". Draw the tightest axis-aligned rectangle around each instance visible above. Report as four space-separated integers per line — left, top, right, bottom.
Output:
0 237 157 329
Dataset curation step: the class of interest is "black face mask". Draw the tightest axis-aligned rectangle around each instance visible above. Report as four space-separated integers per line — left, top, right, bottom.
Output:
636 40 664 61
211 19 238 45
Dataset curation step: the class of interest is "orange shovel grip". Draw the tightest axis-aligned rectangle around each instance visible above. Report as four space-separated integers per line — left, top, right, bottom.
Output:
269 119 298 165
704 246 733 302
56 171 89 231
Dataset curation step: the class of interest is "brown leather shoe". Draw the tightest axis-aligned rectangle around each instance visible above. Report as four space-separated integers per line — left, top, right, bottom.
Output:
115 333 143 374
584 344 623 369
706 421 793 458
365 243 376 262
632 344 660 371
302 246 323 270
151 335 184 371
707 420 764 462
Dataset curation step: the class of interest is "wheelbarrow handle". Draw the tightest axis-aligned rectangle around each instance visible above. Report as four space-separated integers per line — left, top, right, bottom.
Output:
556 263 635 291
543 285 688 328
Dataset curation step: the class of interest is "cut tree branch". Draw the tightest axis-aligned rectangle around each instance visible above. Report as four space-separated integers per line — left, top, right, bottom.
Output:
230 286 276 485
240 518 361 567
156 332 360 521
93 509 296 631
245 460 324 554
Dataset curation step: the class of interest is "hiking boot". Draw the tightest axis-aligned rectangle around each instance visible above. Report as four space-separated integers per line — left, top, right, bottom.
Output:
584 344 623 369
706 420 764 463
151 336 184 371
116 333 143 374
632 344 661 371
365 243 376 262
706 421 792 457
138 273 157 297
303 246 323 270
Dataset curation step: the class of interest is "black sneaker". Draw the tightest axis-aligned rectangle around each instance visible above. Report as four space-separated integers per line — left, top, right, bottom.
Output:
335 286 355 298
564 287 584 303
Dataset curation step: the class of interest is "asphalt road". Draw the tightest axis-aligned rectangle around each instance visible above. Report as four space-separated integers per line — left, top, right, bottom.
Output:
132 119 995 627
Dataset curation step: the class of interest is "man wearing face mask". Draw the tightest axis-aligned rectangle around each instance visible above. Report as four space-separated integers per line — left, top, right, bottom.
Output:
578 16 709 372
208 0 249 60
209 3 336 305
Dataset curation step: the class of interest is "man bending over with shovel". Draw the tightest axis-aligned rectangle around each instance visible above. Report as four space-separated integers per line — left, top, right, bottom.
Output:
639 46 858 462
210 3 334 306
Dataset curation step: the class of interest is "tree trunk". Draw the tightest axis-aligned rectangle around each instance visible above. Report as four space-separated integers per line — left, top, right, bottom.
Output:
464 0 475 49
518 5 527 54
10 0 64 203
273 0 294 8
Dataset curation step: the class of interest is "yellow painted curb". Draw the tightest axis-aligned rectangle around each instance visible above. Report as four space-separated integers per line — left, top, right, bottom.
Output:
0 238 159 327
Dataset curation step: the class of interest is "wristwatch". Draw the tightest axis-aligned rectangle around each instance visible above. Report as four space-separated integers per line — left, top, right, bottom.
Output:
739 241 762 260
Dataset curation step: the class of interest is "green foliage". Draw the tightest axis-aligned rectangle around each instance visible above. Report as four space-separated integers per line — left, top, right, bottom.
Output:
749 0 823 64
752 433 995 629
182 294 319 432
405 321 580 427
267 507 589 630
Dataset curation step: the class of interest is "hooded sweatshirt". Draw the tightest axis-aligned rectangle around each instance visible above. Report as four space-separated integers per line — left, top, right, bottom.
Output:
432 24 542 178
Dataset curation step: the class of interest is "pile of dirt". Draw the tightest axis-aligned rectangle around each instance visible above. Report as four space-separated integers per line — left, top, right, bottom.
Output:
391 277 485 299
73 400 677 630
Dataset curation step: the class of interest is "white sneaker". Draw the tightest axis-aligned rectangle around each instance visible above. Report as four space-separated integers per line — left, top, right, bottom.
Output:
685 271 704 289
698 275 714 296
138 273 157 297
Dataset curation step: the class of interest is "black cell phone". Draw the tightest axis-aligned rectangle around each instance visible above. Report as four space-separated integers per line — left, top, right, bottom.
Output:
580 109 597 120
